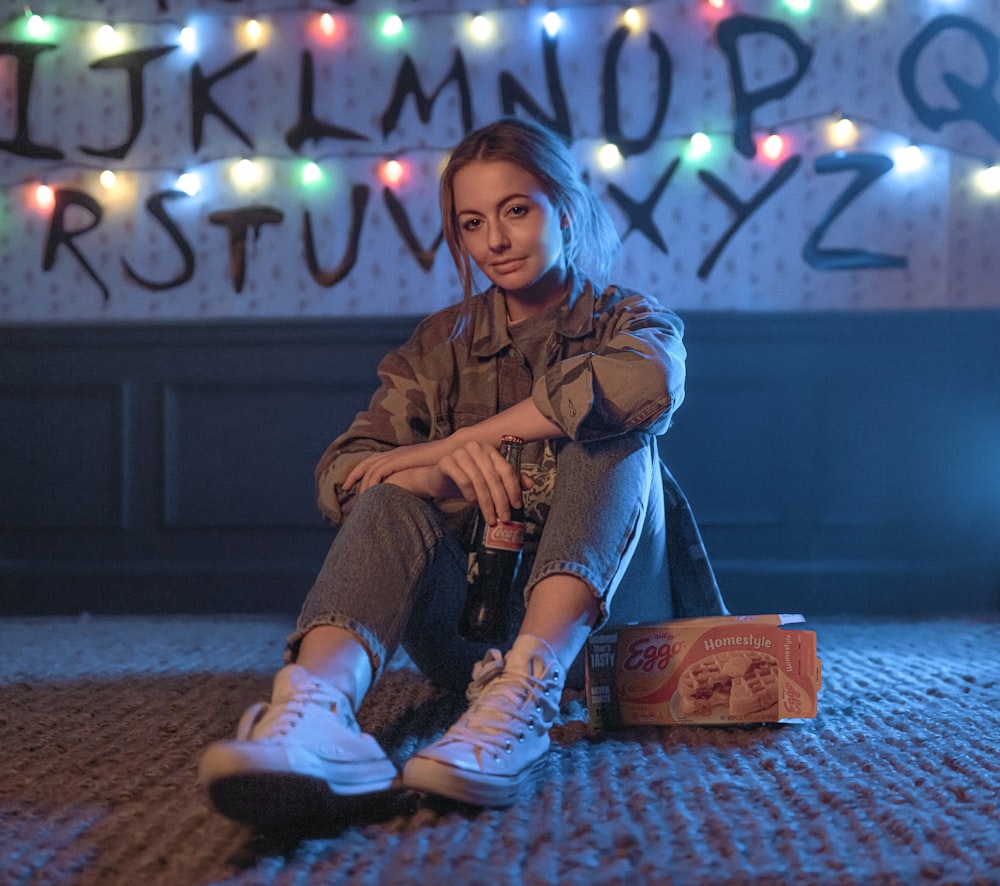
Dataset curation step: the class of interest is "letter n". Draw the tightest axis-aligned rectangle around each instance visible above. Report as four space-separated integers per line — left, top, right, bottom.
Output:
499 32 571 141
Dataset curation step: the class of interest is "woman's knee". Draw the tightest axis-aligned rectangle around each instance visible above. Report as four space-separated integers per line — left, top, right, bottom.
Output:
554 432 655 493
558 431 652 465
344 483 438 533
348 482 418 519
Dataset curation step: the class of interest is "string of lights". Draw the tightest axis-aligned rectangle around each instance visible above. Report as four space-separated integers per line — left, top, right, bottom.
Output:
3 5 999 223
5 2 998 203
2 0 996 315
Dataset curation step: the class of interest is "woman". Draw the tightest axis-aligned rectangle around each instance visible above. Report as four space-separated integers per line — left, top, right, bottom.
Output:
199 117 726 824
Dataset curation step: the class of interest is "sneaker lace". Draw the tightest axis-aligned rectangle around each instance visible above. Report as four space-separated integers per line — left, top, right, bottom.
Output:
465 648 505 703
244 681 357 741
449 665 560 757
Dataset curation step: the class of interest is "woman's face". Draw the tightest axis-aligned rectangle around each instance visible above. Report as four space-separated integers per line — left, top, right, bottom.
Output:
451 159 567 318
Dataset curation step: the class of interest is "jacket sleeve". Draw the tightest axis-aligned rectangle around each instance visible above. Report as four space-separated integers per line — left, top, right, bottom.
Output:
314 331 437 525
532 288 687 441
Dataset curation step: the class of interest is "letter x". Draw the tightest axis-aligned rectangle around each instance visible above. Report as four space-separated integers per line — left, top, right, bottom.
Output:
605 157 680 254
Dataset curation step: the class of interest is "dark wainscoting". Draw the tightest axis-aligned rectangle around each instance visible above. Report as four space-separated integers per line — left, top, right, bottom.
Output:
2 312 998 617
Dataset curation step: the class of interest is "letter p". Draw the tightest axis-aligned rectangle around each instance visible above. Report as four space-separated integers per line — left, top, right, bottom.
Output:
715 15 814 158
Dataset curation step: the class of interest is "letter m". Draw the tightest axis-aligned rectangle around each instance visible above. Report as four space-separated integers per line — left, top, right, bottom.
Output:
381 51 473 137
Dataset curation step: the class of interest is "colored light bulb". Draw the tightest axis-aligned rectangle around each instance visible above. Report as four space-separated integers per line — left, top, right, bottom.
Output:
177 172 201 196
829 117 857 148
543 12 562 36
975 165 1000 196
381 159 405 187
179 26 197 53
469 14 493 42
597 143 623 170
689 132 712 158
622 8 642 31
35 184 55 210
760 133 786 162
382 15 403 37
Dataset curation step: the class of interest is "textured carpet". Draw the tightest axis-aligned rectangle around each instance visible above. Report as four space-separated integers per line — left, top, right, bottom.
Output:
0 614 997 885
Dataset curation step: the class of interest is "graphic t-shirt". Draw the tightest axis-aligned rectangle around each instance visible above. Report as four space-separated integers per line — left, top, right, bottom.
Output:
506 307 562 549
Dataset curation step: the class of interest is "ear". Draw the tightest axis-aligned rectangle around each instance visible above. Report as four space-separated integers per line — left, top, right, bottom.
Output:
560 213 571 229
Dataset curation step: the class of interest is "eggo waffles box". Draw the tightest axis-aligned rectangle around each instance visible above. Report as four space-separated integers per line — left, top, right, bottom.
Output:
585 614 821 728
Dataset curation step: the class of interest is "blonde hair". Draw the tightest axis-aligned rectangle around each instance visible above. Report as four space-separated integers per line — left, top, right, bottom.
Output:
440 118 620 314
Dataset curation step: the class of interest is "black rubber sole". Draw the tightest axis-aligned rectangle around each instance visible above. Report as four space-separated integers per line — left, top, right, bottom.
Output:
207 772 403 834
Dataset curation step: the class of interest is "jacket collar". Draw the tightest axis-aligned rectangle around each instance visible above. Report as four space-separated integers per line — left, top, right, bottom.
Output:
470 271 600 357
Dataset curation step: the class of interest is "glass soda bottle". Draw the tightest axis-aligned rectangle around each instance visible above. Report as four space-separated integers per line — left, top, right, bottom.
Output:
458 435 525 643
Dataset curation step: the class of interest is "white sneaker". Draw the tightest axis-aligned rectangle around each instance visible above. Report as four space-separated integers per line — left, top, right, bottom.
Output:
402 635 565 806
199 665 398 826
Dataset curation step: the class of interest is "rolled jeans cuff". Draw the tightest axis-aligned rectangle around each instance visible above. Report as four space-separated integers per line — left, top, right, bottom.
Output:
524 560 609 628
284 614 387 684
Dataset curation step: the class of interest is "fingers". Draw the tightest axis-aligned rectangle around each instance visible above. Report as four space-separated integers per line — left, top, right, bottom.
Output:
343 453 384 492
343 441 439 492
440 441 521 525
345 450 405 492
342 439 526 521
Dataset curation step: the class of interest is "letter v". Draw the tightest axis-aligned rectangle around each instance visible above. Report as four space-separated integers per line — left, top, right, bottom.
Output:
383 188 444 271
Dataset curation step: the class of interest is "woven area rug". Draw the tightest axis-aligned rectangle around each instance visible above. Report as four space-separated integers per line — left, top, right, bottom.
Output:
1 614 997 885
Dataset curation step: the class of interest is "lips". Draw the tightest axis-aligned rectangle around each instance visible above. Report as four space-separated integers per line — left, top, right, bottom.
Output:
491 258 525 274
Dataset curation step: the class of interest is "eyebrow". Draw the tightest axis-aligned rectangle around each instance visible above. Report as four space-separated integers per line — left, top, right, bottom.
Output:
456 192 534 217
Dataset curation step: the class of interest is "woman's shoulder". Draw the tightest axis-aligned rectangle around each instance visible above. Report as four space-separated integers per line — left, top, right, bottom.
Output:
593 281 685 332
594 280 672 311
409 298 466 337
395 291 492 356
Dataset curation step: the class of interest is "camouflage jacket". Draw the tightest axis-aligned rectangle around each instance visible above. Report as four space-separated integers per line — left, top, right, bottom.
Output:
315 275 726 621
316 275 685 528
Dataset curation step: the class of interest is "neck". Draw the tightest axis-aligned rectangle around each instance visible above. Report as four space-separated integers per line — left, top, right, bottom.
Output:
504 266 570 323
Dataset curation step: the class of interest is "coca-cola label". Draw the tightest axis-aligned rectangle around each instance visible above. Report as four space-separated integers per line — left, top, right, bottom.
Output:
483 520 524 552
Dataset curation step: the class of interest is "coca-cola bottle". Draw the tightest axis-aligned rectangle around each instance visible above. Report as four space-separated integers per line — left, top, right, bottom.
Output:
459 435 525 643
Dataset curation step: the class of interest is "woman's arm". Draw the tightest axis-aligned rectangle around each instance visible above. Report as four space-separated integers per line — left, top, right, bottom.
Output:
344 397 564 525
314 315 445 524
533 287 687 442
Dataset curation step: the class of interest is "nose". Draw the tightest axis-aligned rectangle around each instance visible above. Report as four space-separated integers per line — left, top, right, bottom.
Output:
487 220 510 252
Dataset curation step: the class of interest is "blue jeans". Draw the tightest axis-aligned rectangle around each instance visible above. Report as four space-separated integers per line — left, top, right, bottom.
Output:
287 433 671 691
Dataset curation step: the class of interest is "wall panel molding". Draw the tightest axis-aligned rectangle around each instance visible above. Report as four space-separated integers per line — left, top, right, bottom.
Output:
2 313 998 617
0 382 126 530
160 381 374 530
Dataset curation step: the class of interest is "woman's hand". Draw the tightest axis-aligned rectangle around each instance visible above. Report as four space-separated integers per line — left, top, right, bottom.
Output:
345 436 529 525
432 439 528 525
344 439 450 493
343 400 558 520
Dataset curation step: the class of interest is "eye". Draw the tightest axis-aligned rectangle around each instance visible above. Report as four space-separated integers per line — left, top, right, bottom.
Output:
461 217 482 232
507 204 529 218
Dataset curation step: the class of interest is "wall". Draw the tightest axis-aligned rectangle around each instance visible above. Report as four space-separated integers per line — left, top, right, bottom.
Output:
2 0 1000 319
2 1 999 616
3 312 998 617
